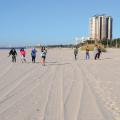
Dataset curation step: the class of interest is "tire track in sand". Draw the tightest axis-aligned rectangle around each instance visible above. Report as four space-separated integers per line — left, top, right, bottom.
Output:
0 65 50 114
76 62 114 120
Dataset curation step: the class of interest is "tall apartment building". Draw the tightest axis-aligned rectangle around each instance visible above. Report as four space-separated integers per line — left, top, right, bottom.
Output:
90 15 113 42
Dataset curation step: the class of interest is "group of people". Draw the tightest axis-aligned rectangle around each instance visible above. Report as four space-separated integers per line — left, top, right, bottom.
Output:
8 45 101 64
74 45 102 60
8 47 47 66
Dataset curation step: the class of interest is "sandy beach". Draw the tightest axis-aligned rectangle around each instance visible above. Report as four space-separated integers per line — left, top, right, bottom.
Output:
0 48 120 120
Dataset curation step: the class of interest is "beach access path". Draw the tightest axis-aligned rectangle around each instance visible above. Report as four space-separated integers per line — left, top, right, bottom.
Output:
0 48 120 120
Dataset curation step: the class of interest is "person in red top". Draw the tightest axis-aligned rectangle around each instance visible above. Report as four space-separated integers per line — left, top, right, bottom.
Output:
20 48 26 63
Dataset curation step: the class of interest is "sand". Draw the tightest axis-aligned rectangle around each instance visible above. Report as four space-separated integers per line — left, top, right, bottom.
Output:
0 48 120 120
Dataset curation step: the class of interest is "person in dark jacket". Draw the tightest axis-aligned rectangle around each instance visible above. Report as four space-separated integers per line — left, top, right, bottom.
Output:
94 45 98 60
8 48 17 62
97 46 102 59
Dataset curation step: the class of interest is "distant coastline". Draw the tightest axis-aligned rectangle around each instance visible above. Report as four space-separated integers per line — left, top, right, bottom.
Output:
0 47 26 50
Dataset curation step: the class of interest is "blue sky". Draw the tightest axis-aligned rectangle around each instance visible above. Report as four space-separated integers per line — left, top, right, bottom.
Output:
0 0 120 46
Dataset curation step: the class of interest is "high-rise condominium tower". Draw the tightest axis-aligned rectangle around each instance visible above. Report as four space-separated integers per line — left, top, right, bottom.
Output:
90 15 113 42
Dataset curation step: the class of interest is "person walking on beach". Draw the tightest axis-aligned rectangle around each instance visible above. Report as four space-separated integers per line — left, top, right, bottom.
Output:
86 46 90 60
97 46 102 59
31 48 37 63
74 47 78 60
41 47 47 66
94 45 98 60
8 48 17 63
20 48 26 63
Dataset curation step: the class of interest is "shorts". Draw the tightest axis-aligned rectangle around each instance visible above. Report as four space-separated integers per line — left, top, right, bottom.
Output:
42 56 46 59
